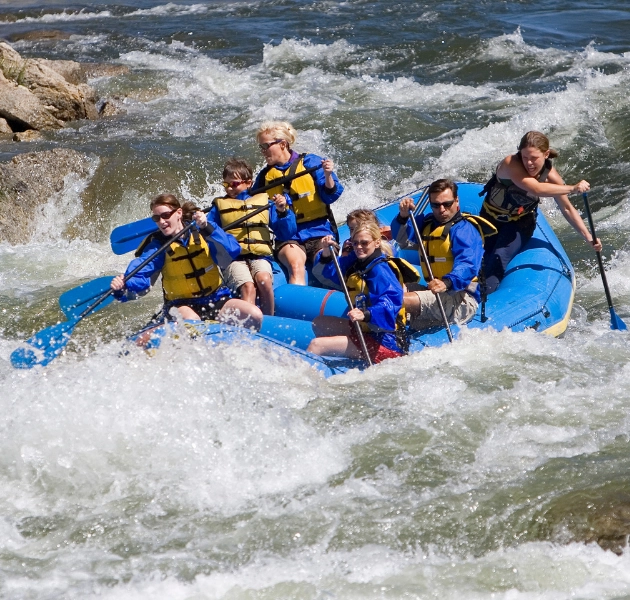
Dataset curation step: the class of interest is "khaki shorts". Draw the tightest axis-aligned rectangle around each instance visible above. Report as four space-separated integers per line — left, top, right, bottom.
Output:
408 289 478 331
223 258 273 293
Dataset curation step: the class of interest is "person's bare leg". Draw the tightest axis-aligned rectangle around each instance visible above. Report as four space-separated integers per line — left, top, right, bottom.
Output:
238 281 257 304
219 298 263 330
307 335 363 358
278 243 307 285
255 271 274 316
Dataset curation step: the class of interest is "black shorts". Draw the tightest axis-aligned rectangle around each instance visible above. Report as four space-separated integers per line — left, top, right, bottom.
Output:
163 294 230 321
275 237 324 264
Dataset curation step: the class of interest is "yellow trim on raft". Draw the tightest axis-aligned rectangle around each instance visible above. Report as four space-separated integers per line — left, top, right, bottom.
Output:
541 272 576 337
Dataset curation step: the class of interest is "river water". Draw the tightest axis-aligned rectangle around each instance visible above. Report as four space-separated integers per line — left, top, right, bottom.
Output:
1 1 630 598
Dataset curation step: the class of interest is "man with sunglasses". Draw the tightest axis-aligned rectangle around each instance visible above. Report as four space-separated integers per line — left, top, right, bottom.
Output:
391 179 494 331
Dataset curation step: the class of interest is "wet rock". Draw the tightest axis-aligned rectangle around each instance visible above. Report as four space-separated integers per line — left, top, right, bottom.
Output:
12 130 42 142
8 30 72 43
0 148 93 244
534 488 630 555
0 70 64 131
0 118 12 134
37 59 87 85
0 42 99 127
98 98 126 118
81 63 130 80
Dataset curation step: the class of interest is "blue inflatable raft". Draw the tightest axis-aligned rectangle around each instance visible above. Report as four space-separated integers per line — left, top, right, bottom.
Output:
129 182 576 376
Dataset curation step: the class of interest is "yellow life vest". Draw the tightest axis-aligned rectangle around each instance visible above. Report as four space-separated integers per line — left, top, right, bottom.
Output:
420 212 496 280
212 193 273 257
160 230 224 302
345 255 418 335
262 154 329 224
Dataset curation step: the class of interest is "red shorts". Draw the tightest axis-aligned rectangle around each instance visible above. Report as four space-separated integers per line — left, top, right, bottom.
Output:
349 327 402 364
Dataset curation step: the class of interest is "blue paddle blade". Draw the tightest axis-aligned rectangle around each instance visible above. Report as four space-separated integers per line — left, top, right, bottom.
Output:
59 276 115 319
110 217 158 255
610 308 628 331
10 319 77 369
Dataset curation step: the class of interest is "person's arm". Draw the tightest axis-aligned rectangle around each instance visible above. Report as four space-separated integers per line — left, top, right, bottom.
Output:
500 155 590 197
111 240 166 298
545 170 603 251
391 196 421 249
269 194 297 241
194 211 241 268
440 222 483 292
303 154 344 204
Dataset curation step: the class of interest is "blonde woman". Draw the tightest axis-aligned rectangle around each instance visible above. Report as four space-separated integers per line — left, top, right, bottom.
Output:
253 121 344 285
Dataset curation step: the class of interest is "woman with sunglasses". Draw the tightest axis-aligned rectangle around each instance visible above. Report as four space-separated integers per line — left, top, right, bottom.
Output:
110 193 263 329
253 121 344 285
480 130 601 294
307 222 411 365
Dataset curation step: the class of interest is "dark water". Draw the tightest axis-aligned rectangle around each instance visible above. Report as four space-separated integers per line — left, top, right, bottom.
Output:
1 2 630 598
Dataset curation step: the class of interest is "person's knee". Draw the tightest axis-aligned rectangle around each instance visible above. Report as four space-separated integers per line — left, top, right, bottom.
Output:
255 272 273 287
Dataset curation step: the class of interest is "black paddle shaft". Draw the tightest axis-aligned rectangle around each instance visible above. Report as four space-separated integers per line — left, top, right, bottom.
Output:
582 193 617 313
79 221 198 321
328 245 374 367
408 203 454 343
216 164 322 231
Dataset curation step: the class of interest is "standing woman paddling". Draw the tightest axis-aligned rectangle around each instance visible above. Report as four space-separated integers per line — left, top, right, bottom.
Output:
480 130 602 294
253 121 344 285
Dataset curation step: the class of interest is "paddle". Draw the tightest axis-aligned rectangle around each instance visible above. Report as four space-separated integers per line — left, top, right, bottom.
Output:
328 245 374 366
11 220 198 369
110 164 322 255
59 276 115 319
582 192 627 331
408 201 454 343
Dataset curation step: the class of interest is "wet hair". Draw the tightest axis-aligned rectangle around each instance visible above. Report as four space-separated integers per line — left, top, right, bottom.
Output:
256 121 297 149
150 193 199 222
518 131 558 159
428 178 458 198
346 208 379 228
351 220 394 257
223 157 253 182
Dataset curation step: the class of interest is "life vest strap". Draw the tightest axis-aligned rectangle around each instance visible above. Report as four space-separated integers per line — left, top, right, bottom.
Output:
184 264 215 279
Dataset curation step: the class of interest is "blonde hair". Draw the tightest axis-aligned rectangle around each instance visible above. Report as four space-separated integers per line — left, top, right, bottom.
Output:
351 221 393 257
256 121 297 148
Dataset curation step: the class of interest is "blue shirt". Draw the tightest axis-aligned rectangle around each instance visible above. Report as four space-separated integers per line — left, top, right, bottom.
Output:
391 212 483 301
118 223 241 301
313 249 404 352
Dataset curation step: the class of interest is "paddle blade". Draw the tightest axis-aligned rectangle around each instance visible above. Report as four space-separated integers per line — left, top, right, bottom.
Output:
610 308 628 331
59 276 115 319
10 320 77 369
110 217 158 255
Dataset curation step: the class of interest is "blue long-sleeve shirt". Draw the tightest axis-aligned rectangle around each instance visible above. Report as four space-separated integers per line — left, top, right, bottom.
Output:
119 223 241 299
314 249 403 352
253 151 344 243
391 212 483 301
207 189 297 249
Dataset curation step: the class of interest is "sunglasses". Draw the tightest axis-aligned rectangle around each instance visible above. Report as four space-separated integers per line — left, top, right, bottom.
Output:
351 239 376 248
430 200 456 209
151 208 178 222
222 180 248 189
258 140 283 152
